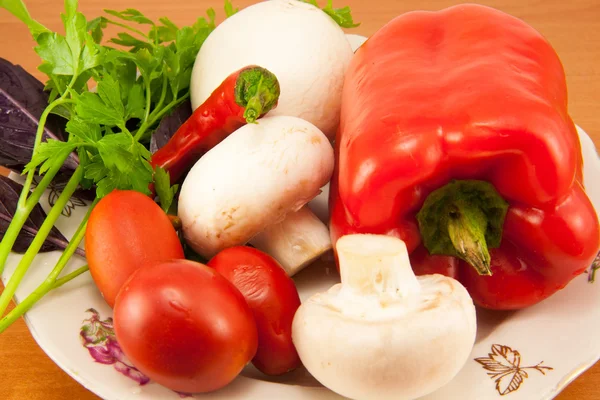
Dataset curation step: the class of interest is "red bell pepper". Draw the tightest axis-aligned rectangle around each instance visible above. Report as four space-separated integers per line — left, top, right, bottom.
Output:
329 4 600 310
150 65 280 184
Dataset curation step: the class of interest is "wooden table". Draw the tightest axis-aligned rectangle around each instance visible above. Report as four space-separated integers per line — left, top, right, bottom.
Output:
0 0 598 399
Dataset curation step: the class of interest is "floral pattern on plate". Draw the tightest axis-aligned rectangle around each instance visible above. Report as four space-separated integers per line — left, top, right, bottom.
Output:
475 344 553 396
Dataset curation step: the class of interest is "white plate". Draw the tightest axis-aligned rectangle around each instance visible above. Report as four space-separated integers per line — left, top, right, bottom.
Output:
3 34 600 400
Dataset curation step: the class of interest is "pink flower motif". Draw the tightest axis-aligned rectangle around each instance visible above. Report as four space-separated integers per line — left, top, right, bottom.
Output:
80 308 150 386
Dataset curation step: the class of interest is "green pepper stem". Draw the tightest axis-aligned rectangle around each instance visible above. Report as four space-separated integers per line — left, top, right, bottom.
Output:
416 180 509 277
447 201 492 276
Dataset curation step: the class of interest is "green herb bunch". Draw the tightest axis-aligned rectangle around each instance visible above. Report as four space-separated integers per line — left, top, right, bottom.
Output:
0 0 238 332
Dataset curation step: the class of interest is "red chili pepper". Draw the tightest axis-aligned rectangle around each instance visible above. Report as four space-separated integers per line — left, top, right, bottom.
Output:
329 4 600 310
150 66 280 184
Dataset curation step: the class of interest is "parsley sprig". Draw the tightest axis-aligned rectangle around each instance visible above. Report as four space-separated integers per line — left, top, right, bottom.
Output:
0 0 235 331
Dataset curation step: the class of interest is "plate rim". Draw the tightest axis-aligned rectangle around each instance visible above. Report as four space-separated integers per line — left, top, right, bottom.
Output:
11 123 599 400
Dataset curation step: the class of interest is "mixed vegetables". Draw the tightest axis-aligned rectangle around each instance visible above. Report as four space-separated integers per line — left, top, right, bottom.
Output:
0 0 599 399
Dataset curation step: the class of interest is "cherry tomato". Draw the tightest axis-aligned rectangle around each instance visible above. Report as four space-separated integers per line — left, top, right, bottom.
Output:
208 246 301 375
113 259 258 393
86 190 184 307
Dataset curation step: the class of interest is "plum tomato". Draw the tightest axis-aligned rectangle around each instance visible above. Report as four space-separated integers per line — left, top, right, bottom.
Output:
208 246 301 375
113 259 258 393
85 190 184 307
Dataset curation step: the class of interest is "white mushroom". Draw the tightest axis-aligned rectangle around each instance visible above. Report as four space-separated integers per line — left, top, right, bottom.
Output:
178 116 334 276
189 0 354 138
292 234 477 400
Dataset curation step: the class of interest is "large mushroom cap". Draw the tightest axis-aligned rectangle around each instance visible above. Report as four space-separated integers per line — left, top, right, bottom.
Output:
293 274 476 400
178 116 334 258
190 0 353 138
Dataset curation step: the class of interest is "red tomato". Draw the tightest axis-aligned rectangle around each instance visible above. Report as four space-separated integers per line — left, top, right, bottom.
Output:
86 190 184 307
208 246 301 375
113 259 258 393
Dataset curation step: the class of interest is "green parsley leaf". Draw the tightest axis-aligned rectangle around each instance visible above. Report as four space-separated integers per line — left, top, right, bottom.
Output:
77 147 95 190
23 139 78 175
302 0 360 28
87 16 107 43
0 0 49 39
109 32 153 51
35 32 74 75
104 8 154 25
224 0 238 17
80 36 101 72
125 83 146 120
61 1 87 68
66 118 102 142
97 74 124 118
75 92 124 126
153 166 179 213
149 17 179 43
83 154 106 182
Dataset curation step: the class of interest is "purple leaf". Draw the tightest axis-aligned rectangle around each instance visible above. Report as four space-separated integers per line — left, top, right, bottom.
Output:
0 176 74 253
149 100 192 154
0 58 78 172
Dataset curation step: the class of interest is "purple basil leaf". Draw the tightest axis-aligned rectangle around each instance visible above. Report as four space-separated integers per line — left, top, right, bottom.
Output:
0 175 71 253
149 100 192 154
0 57 78 173
114 361 151 385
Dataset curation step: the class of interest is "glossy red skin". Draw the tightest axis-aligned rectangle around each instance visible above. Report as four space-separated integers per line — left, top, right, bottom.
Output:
208 247 301 376
150 66 276 184
113 260 258 393
329 4 600 310
85 190 184 308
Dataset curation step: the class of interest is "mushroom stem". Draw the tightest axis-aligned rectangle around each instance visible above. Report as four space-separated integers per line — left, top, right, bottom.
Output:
336 234 420 298
249 206 331 276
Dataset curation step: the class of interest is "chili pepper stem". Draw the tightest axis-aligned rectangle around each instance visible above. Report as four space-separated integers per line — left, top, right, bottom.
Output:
234 66 281 124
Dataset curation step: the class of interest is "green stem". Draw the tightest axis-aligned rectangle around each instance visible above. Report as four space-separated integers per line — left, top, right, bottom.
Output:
447 201 492 276
154 74 169 119
416 180 509 276
146 93 190 128
0 166 84 316
20 98 73 203
104 18 151 40
52 265 89 290
0 205 91 334
0 159 65 275
133 79 153 142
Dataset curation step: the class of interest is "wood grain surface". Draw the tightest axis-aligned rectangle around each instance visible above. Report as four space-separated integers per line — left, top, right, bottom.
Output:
0 0 599 399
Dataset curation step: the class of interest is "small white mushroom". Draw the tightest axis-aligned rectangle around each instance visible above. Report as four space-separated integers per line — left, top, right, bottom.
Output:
178 116 334 275
292 234 477 400
189 0 354 138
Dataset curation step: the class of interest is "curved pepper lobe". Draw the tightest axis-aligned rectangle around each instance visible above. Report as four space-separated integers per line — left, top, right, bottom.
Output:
330 3 600 309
